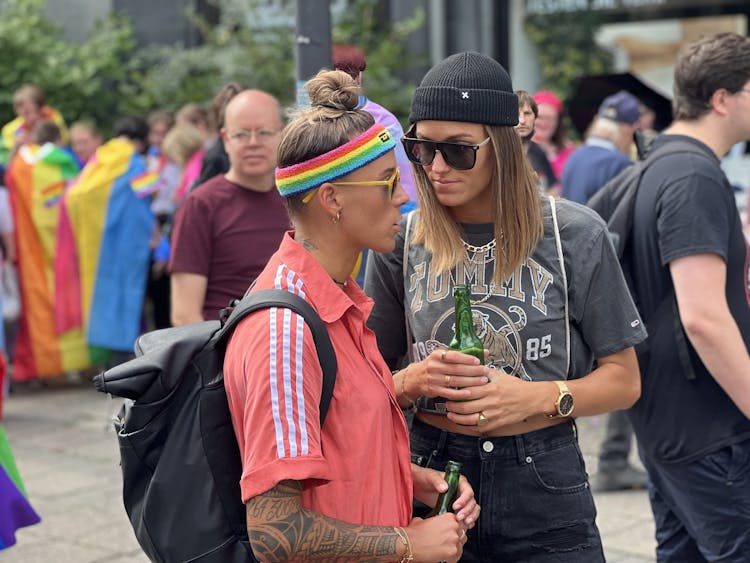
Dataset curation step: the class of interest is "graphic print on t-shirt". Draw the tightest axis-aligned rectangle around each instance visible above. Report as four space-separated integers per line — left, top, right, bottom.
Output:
407 245 564 388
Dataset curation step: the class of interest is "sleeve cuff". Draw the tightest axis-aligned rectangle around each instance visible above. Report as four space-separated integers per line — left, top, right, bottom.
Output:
240 456 332 503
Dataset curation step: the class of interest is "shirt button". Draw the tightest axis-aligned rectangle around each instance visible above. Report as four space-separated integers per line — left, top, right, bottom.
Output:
482 441 494 453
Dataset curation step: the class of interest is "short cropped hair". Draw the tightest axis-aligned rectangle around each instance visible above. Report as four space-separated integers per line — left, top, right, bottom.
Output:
114 116 150 145
331 44 367 81
33 120 61 144
13 84 45 110
673 32 750 121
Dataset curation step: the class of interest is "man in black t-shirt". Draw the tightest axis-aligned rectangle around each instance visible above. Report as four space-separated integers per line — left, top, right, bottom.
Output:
627 32 750 562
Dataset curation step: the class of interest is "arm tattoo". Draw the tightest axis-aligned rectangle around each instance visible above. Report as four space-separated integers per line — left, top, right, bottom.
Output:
247 480 400 562
301 239 319 252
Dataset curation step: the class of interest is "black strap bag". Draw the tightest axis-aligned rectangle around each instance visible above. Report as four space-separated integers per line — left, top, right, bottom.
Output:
94 289 337 562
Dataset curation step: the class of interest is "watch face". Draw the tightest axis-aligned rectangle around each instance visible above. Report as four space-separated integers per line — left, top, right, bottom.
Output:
558 393 574 416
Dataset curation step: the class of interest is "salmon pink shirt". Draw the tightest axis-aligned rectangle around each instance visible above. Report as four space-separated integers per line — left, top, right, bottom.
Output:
224 232 413 527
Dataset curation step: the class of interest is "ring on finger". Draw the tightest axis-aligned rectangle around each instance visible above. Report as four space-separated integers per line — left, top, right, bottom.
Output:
444 375 451 385
441 350 447 361
477 411 489 426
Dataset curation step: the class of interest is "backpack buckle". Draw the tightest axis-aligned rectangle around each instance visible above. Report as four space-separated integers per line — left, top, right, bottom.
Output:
219 299 240 326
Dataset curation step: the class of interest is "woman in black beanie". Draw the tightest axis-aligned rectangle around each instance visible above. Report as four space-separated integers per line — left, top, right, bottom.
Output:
365 52 645 562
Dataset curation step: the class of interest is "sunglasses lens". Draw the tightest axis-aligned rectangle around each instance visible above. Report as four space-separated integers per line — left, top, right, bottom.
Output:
403 139 435 166
402 137 482 170
441 144 475 170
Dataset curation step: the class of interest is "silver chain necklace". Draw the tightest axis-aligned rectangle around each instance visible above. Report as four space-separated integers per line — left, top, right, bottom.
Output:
452 239 496 305
462 239 496 254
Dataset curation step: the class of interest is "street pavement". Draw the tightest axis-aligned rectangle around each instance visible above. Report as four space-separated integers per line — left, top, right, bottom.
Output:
2 376 656 562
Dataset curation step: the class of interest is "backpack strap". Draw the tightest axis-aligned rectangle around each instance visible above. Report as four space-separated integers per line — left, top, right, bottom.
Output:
631 140 711 382
219 288 338 425
548 196 570 378
403 210 416 362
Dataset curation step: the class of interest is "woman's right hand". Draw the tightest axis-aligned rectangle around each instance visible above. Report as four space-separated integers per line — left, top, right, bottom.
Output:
410 349 489 401
405 514 466 563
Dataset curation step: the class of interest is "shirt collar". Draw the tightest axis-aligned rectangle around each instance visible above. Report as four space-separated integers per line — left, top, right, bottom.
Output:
275 232 374 323
585 136 618 151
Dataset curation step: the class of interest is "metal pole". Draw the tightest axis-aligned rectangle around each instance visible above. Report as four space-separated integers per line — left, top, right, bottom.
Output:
295 0 332 107
429 0 446 66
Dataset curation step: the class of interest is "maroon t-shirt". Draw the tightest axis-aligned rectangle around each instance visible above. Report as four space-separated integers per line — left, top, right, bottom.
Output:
170 174 289 320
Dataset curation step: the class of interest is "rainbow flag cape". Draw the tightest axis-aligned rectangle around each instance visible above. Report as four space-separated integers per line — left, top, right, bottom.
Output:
5 144 92 381
0 106 68 167
0 358 41 550
55 138 154 352
0 425 41 550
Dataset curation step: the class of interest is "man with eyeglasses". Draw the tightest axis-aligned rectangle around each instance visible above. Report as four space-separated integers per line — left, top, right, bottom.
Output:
625 32 750 561
169 90 289 325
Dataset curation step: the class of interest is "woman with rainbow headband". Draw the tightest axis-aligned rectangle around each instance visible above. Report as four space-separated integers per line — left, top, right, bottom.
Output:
223 69 480 563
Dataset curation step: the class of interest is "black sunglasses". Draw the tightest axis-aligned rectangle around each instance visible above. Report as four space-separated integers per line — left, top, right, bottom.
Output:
401 136 491 170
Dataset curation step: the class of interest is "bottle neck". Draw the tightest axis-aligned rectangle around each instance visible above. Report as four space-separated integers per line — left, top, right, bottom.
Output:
454 299 476 343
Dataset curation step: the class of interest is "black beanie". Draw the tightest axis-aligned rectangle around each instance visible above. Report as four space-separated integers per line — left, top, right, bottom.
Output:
409 52 518 127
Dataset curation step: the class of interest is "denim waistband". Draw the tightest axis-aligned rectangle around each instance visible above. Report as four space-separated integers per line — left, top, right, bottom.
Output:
411 416 577 464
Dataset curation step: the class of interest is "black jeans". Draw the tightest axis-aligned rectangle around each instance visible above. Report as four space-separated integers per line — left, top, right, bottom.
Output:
642 439 750 562
410 416 604 562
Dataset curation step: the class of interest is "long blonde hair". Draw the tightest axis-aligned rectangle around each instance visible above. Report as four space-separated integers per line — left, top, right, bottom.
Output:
411 125 543 286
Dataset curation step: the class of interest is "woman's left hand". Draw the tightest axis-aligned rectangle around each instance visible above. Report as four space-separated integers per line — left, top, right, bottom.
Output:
444 369 546 431
411 465 480 529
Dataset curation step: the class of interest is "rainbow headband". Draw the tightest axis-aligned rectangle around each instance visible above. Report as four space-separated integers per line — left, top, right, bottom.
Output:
275 123 396 198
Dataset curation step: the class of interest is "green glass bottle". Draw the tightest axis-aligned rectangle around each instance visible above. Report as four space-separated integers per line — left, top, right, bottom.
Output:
427 460 463 516
448 285 484 364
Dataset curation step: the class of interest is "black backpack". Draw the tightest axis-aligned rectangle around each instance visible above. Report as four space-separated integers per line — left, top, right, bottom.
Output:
93 289 337 563
587 138 715 379
587 138 708 293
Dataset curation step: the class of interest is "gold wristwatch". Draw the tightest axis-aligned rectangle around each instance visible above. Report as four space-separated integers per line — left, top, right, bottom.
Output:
549 380 574 418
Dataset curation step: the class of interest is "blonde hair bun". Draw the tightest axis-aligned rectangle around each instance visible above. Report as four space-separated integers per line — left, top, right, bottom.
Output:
307 69 360 113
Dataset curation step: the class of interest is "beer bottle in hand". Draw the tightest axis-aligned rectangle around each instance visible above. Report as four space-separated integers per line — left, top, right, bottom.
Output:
449 284 484 364
427 460 463 516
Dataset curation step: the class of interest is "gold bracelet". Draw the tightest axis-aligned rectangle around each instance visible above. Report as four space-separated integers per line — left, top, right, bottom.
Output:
393 526 414 563
398 367 418 409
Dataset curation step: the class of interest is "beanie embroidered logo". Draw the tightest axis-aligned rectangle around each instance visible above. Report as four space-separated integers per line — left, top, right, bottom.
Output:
462 92 470 99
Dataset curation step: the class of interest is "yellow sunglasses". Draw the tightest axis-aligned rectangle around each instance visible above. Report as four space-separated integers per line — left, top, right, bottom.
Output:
302 168 400 204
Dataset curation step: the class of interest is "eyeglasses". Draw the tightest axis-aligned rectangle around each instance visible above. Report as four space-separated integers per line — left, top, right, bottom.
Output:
401 136 491 170
227 128 279 143
302 168 400 204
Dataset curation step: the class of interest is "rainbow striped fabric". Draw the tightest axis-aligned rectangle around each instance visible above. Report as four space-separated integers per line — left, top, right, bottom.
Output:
130 169 161 198
0 106 68 167
5 144 91 381
55 138 154 353
0 425 40 550
275 123 395 198
0 354 41 550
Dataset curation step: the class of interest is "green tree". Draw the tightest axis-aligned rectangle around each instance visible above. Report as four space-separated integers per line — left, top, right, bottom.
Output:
0 0 141 135
524 9 613 101
135 0 297 110
0 0 424 135
333 0 425 124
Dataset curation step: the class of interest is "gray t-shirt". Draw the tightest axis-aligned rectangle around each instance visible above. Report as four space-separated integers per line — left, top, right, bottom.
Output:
365 198 646 413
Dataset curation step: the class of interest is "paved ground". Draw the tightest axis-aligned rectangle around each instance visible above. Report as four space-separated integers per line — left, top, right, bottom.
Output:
2 376 656 562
